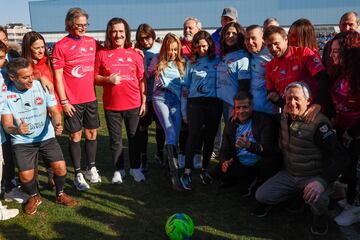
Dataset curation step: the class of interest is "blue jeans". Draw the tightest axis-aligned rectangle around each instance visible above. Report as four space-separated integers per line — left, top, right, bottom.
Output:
153 91 181 145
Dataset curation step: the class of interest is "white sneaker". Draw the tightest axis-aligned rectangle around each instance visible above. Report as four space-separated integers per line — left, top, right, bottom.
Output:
178 154 185 169
193 154 203 169
334 205 360 226
4 187 28 204
112 171 123 184
85 166 102 183
0 208 19 220
130 168 145 182
74 173 90 191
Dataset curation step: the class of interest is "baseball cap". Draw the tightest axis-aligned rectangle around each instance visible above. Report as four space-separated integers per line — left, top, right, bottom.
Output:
222 7 238 19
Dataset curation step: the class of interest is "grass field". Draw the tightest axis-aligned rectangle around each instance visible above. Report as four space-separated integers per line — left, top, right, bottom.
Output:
0 87 359 239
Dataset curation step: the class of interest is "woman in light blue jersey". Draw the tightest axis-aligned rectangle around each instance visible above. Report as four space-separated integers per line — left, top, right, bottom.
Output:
180 31 222 191
217 22 251 120
151 33 185 191
134 24 165 171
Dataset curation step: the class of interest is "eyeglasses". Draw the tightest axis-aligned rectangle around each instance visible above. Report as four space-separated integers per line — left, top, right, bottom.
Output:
74 23 89 29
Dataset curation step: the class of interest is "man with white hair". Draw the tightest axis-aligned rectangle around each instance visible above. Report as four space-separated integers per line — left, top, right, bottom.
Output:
181 17 202 59
254 82 349 236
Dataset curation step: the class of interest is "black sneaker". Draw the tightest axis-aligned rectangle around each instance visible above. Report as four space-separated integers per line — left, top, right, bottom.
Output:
310 214 328 236
253 204 272 218
200 170 212 185
180 173 193 191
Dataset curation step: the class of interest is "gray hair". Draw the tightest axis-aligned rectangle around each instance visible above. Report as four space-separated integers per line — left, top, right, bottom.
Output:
65 7 88 32
285 82 311 100
183 17 202 30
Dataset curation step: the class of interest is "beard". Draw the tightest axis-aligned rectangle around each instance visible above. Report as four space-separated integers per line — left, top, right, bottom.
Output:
183 34 193 42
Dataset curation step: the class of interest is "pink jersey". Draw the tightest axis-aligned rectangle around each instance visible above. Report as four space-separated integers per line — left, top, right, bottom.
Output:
266 46 324 98
52 35 98 104
94 48 144 111
331 77 360 130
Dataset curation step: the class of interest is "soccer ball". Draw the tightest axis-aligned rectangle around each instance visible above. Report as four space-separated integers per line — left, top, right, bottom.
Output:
165 213 194 240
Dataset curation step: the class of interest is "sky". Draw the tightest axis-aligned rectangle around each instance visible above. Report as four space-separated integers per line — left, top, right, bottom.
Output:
1 0 34 25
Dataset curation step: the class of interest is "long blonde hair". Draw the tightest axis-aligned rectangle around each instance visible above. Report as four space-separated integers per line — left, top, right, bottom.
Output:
156 33 185 79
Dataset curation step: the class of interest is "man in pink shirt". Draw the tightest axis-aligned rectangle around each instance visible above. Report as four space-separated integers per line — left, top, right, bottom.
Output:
52 8 101 191
95 17 146 183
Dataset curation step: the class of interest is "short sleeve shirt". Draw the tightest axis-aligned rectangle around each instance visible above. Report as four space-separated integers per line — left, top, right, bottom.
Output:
265 46 324 98
52 35 97 104
94 48 144 111
2 81 57 145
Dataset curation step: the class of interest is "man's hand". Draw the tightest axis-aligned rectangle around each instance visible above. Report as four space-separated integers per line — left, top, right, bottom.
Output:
109 73 121 85
267 91 280 103
55 123 63 136
303 104 321 123
39 76 54 94
235 131 251 149
18 118 30 135
221 158 234 173
62 103 76 117
303 180 325 204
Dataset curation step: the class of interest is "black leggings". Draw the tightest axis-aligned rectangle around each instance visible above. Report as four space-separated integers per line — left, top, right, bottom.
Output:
185 97 222 169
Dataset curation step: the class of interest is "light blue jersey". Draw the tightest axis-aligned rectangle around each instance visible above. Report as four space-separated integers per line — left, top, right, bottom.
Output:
2 80 57 145
217 49 250 106
152 58 184 101
0 70 7 144
235 120 259 166
250 47 278 114
183 56 219 98
143 42 161 102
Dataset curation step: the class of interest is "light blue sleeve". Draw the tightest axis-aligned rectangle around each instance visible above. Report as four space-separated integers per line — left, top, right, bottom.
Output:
236 54 251 80
2 97 11 115
182 61 192 88
45 89 57 108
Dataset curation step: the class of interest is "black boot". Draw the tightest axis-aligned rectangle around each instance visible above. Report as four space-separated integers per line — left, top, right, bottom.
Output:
164 144 182 191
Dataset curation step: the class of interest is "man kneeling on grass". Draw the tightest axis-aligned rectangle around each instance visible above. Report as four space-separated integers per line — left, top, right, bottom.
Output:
254 82 349 236
2 58 76 215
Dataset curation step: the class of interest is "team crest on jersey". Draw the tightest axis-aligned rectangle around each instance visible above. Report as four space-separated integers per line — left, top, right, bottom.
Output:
35 97 44 105
292 65 299 71
313 57 320 63
227 59 233 65
1 83 6 92
319 124 329 133
24 102 32 110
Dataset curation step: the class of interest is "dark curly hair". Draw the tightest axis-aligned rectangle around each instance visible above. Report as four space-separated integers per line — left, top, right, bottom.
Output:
190 30 216 63
219 22 246 57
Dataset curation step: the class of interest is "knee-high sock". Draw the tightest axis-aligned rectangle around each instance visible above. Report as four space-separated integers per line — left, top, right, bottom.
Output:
85 139 97 169
69 141 81 175
54 174 66 196
22 177 38 196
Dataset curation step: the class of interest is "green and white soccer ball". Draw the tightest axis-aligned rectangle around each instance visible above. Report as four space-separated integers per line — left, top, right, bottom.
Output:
165 213 194 240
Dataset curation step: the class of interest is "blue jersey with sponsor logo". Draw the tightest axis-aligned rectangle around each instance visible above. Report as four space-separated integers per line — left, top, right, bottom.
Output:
3 80 57 144
216 50 250 106
235 119 259 166
183 56 219 98
250 47 278 114
143 42 161 102
152 58 184 100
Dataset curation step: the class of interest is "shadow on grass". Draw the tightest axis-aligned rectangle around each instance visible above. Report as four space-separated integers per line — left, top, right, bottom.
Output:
0 224 34 239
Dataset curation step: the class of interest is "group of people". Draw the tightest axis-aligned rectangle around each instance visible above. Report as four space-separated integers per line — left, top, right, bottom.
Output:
0 6 358 237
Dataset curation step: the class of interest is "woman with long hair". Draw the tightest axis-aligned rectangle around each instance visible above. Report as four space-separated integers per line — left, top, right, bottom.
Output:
95 18 146 183
217 22 251 120
328 31 360 227
151 33 185 191
288 18 320 58
21 31 61 190
180 30 222 190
